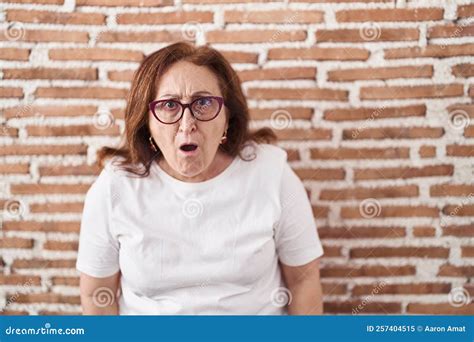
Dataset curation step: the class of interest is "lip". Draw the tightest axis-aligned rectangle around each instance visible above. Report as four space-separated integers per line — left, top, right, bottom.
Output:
178 142 199 156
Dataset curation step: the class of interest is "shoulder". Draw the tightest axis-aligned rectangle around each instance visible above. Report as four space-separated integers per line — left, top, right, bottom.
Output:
242 142 288 165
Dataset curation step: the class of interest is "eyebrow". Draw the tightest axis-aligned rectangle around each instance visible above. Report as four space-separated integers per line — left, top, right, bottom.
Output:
158 91 213 99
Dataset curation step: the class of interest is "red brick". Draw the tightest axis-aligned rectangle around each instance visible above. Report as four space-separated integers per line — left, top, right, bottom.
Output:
430 184 474 197
225 10 323 24
11 184 91 195
6 9 105 25
117 11 213 25
354 165 454 180
207 30 306 43
458 4 474 18
43 240 78 251
438 264 474 277
0 237 34 249
0 275 41 285
0 145 87 156
247 88 348 101
51 276 79 286
344 127 444 140
321 265 416 278
0 87 23 98
320 185 418 200
249 107 313 121
27 125 119 137
6 293 80 305
353 283 450 295
341 206 439 218
428 24 474 38
0 48 30 61
268 47 369 61
336 8 443 22
35 87 128 99
317 28 418 42
77 0 172 5
3 105 98 118
221 51 258 63
2 221 80 233
446 144 474 157
318 226 405 239
462 246 474 258
325 301 401 314
442 225 474 237
49 48 143 62
1 29 88 43
98 31 184 43
0 164 29 174
413 226 436 237
276 128 332 141
238 67 316 82
2 68 97 80
360 84 463 100
310 147 409 160
108 70 135 82
328 65 432 81
407 303 474 315
442 204 474 217
350 247 449 259
294 168 345 181
324 104 426 121
30 202 84 213
39 164 100 176
11 259 77 269
385 44 474 59
419 145 436 158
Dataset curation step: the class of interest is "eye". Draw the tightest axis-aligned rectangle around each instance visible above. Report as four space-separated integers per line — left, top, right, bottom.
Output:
164 101 177 109
196 97 212 107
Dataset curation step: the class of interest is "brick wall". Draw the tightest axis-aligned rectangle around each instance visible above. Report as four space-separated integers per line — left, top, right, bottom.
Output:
0 0 473 315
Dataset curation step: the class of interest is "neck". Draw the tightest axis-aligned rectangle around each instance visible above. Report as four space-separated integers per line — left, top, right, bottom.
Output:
158 151 232 183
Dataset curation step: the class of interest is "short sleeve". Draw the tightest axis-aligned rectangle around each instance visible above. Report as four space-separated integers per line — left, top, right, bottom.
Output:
76 166 120 278
274 162 324 266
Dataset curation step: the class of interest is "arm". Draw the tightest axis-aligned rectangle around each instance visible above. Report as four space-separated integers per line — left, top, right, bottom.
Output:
280 258 323 315
79 271 121 315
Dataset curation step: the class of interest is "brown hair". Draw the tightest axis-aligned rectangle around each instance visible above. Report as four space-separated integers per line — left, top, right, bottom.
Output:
98 41 276 177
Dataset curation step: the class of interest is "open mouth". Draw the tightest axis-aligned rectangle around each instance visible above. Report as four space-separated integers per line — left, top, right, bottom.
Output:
179 143 198 152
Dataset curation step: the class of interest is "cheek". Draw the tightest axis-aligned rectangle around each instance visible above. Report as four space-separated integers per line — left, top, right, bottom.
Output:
149 123 177 153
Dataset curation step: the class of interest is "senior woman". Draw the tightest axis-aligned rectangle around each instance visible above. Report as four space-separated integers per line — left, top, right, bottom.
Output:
76 41 324 315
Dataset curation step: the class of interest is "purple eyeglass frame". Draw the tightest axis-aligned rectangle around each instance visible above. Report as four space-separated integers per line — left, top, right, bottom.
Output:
149 96 225 124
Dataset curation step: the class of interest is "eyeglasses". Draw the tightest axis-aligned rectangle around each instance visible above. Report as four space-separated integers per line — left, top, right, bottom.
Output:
149 96 224 125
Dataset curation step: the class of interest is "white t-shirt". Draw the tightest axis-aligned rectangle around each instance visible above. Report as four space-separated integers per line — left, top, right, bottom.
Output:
76 142 324 315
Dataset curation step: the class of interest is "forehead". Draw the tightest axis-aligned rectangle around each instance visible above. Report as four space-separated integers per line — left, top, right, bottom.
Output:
156 60 221 97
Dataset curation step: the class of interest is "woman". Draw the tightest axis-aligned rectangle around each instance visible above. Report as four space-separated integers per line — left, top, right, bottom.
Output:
76 41 324 315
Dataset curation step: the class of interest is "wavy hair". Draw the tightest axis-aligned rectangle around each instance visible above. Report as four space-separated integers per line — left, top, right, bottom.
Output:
98 41 276 177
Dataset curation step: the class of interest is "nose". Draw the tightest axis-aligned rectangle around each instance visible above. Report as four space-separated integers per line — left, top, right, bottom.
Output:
178 106 197 133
